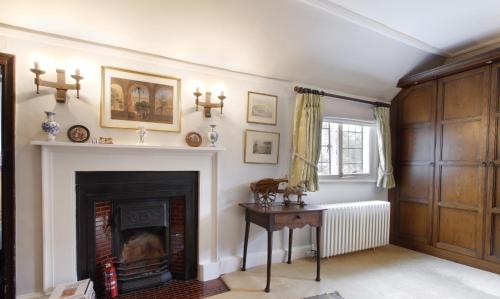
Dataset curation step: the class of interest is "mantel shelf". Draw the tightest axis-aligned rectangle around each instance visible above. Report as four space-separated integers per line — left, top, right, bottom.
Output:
30 140 226 152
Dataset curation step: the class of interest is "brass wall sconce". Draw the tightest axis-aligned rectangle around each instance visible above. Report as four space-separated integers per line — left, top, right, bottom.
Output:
194 87 225 117
30 62 84 103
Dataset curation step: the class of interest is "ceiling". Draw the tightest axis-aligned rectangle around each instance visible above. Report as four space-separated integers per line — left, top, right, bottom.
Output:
1 0 497 100
326 0 500 56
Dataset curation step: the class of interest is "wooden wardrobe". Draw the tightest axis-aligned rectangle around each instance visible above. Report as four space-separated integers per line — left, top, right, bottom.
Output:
390 49 500 273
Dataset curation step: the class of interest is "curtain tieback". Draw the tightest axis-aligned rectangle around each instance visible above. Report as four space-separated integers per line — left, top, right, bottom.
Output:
379 170 393 175
293 152 318 169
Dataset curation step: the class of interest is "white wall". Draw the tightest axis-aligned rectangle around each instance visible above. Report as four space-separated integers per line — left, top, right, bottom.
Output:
0 26 387 296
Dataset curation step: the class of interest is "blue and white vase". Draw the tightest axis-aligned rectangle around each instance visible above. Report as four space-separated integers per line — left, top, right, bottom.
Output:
207 124 219 147
41 111 60 141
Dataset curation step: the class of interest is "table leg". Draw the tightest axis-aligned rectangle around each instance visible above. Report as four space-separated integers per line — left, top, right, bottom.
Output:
241 221 250 271
265 230 273 293
287 228 293 264
316 226 321 282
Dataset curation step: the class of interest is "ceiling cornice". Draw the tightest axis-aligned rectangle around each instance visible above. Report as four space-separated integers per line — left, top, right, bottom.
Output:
300 0 451 57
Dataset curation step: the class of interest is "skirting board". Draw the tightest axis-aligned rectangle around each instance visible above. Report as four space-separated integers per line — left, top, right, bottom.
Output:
199 244 312 280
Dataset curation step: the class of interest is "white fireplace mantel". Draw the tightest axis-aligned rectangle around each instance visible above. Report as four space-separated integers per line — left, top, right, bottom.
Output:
30 140 226 152
32 140 225 293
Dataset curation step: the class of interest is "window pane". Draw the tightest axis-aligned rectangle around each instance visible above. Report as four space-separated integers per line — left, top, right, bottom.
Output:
330 123 339 176
341 123 367 175
321 128 329 146
363 126 371 174
320 146 330 164
319 120 371 177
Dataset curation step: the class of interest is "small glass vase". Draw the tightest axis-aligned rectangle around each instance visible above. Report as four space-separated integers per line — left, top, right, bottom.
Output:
41 111 60 141
207 124 219 147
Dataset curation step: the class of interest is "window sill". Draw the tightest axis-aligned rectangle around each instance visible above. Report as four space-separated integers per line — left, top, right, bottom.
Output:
319 177 377 184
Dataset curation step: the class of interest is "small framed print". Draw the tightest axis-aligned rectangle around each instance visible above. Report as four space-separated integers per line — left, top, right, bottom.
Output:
101 66 181 132
247 92 277 125
244 130 280 164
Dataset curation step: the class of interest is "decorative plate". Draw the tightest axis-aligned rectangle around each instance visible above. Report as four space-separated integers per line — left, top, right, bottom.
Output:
67 125 90 143
185 131 202 147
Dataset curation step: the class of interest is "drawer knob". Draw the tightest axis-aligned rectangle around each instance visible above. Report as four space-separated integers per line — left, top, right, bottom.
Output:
295 215 301 219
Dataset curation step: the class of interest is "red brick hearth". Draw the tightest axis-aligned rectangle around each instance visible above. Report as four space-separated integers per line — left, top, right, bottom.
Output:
116 278 229 299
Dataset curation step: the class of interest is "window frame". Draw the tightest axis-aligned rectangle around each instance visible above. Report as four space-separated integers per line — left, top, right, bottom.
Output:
319 117 378 182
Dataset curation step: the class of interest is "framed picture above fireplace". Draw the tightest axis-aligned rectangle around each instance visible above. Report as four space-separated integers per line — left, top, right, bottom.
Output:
100 66 181 132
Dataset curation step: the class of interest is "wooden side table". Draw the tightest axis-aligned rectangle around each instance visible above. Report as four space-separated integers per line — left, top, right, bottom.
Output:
239 203 326 293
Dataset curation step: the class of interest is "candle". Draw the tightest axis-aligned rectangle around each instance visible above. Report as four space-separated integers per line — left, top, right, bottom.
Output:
220 91 224 97
75 68 80 76
34 61 39 69
206 92 212 104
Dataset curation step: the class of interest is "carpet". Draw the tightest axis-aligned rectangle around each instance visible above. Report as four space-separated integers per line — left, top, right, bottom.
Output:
304 291 344 299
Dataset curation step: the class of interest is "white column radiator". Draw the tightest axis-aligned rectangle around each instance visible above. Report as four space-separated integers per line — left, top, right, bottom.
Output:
312 201 390 258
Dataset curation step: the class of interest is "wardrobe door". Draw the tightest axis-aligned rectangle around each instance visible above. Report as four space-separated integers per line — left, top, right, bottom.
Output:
434 66 490 258
486 62 500 264
396 81 437 244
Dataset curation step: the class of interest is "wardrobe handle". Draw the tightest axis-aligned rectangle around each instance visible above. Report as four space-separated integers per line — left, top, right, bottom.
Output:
490 161 496 167
429 162 435 166
481 161 488 167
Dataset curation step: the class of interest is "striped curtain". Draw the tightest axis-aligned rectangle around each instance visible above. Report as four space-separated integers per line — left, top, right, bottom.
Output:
290 92 323 192
373 106 395 189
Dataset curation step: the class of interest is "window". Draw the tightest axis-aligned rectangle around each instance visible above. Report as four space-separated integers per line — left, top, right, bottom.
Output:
319 118 375 178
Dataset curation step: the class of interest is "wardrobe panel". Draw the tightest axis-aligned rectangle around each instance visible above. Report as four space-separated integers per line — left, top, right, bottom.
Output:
401 127 432 162
401 86 432 124
434 66 490 259
400 165 430 200
395 81 437 245
442 72 484 120
399 201 428 238
438 208 478 254
441 166 481 206
486 62 500 263
441 121 481 161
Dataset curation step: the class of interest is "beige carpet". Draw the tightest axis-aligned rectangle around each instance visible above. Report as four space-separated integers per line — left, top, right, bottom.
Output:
211 245 500 299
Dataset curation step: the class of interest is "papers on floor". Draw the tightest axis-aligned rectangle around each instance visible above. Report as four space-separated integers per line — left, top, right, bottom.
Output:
49 279 95 299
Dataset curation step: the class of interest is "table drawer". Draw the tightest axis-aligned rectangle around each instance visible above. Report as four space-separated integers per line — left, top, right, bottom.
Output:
274 212 321 228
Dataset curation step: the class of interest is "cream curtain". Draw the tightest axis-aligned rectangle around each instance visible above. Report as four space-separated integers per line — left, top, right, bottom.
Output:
373 106 395 189
290 92 323 192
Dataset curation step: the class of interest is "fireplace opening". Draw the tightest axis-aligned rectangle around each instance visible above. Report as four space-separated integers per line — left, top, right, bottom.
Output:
76 171 198 296
120 229 166 264
113 199 173 293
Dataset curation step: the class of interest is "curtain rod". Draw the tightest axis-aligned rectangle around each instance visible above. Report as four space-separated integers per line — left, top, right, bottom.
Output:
294 86 391 108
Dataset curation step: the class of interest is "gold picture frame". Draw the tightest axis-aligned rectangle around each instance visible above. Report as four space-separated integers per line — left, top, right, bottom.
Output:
244 129 280 164
100 66 182 132
247 91 277 125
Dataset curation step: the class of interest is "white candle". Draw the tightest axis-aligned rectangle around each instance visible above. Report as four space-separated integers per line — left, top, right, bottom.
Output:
220 90 224 97
196 87 200 93
206 92 212 104
75 68 80 76
34 61 39 69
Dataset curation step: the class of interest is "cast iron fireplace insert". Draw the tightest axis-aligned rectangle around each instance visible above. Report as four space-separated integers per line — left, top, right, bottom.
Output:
75 171 198 295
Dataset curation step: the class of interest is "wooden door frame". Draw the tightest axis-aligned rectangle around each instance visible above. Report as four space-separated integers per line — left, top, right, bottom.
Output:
0 53 16 299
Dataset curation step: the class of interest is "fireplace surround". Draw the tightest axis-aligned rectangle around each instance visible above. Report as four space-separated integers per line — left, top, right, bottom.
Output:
76 171 198 294
33 141 224 293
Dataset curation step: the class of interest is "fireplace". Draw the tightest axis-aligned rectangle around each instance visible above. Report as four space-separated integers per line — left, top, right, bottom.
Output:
76 171 198 295
113 200 171 292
